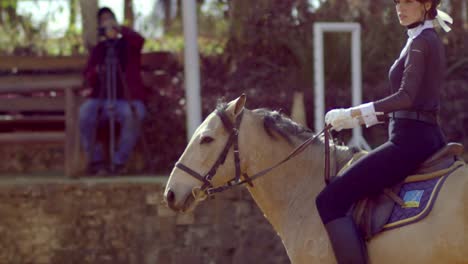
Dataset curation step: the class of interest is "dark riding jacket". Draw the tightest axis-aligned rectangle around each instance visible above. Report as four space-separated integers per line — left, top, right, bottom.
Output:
374 22 446 114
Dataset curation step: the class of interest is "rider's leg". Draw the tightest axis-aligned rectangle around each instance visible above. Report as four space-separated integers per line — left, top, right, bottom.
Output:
317 141 403 264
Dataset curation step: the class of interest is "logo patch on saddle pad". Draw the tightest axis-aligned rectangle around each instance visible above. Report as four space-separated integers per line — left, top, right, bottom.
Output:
402 190 424 208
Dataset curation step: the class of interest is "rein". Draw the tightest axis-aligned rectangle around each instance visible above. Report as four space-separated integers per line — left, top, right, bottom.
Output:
175 108 334 199
324 124 334 184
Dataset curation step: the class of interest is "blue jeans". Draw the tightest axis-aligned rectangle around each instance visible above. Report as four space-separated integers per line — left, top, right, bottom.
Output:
79 98 146 166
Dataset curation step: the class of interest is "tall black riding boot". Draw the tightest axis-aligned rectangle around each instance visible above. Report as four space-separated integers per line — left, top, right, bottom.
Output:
325 216 368 264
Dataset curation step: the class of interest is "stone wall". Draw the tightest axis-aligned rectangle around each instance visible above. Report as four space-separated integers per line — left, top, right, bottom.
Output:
0 177 290 264
0 143 147 176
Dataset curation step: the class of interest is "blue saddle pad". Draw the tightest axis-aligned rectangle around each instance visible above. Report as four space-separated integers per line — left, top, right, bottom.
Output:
382 174 448 231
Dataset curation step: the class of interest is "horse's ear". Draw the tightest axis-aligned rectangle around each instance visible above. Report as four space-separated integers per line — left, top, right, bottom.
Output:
227 94 247 116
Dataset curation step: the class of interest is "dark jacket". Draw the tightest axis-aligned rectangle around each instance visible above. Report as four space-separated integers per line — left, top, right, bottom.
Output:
83 26 147 101
374 28 446 114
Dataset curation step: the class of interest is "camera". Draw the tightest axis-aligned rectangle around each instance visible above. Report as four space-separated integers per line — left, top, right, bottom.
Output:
98 25 120 40
98 26 107 37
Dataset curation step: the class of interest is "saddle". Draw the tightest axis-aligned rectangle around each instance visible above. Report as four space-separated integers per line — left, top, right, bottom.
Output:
345 142 465 240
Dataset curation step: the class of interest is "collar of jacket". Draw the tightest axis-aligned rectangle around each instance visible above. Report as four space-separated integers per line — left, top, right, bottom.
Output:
407 20 434 39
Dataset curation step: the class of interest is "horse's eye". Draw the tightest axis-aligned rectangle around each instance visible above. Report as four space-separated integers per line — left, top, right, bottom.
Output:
200 136 214 144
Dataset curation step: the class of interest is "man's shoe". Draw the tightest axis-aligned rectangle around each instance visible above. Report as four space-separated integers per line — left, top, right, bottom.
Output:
86 162 109 176
110 164 126 175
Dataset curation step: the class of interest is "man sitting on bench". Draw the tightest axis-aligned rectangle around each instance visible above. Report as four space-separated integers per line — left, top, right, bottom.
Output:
80 7 147 175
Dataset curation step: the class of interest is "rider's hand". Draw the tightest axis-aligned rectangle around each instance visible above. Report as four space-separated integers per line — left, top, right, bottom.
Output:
325 108 360 131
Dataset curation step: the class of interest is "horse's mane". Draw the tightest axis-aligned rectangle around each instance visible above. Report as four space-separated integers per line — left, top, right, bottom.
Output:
216 102 229 112
253 108 361 162
253 108 313 144
214 102 359 173
216 102 312 143
215 102 355 151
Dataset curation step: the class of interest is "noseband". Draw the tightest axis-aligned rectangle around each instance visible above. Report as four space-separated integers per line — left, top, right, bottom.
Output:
175 109 247 196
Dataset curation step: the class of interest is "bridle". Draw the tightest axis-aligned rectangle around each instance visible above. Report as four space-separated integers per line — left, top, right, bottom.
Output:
175 108 246 197
175 108 334 198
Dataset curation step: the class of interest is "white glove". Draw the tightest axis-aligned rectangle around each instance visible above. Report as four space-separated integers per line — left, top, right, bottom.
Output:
325 108 359 131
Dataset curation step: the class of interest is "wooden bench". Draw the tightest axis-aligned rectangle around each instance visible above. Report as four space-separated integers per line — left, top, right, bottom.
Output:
0 52 179 177
0 72 83 177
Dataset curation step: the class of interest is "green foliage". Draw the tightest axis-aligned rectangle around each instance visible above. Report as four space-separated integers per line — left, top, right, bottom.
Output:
143 35 226 55
0 11 48 55
1 0 17 9
0 0 83 55
143 36 185 52
0 0 230 56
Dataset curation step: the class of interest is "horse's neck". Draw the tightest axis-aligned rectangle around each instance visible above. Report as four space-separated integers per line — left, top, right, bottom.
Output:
242 122 353 248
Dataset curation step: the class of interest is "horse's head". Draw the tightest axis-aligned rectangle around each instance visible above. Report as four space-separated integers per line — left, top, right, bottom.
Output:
164 95 247 212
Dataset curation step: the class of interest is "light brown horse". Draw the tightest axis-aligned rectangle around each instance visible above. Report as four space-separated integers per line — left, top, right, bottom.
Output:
164 95 468 264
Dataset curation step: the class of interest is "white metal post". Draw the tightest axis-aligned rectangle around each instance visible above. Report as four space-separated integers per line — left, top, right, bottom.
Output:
349 25 370 149
313 22 370 150
313 25 325 133
182 0 202 141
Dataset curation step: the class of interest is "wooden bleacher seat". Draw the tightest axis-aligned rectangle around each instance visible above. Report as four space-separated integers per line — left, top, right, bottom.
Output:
0 71 83 177
0 52 179 177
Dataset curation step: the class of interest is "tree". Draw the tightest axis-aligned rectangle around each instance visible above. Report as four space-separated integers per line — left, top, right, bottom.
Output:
67 0 78 35
79 0 98 51
124 0 134 28
0 0 18 24
220 0 315 113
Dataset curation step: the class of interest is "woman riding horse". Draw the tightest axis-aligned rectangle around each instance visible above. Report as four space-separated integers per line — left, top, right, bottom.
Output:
315 0 453 263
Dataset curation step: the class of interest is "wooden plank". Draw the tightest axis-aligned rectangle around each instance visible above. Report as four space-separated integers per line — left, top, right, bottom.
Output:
0 132 65 143
0 52 178 72
0 97 65 112
142 72 166 88
0 56 87 71
0 116 65 123
65 87 79 178
141 52 179 70
0 74 82 94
